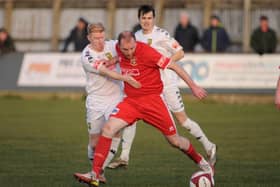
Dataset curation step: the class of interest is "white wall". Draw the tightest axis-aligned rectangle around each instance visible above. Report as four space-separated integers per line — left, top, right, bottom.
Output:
114 8 138 38
0 9 4 28
12 9 52 39
7 7 280 52
11 9 52 51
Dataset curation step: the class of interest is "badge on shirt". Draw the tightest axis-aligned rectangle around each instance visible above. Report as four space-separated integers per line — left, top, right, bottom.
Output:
130 57 137 66
147 38 152 45
105 52 113 60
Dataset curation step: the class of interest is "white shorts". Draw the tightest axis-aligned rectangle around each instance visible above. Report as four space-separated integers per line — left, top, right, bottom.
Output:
163 85 185 113
86 94 122 134
161 68 184 113
161 68 178 87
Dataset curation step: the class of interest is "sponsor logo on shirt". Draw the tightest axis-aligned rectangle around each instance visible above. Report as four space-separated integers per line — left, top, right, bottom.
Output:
85 50 94 63
147 38 152 45
105 52 113 60
121 68 140 76
111 108 120 115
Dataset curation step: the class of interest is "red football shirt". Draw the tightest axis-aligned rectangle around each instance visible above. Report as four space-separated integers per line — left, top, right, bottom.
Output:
116 42 171 97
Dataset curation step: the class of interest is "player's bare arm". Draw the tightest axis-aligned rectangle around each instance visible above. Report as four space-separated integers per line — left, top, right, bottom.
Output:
170 49 184 62
167 61 207 100
98 64 141 89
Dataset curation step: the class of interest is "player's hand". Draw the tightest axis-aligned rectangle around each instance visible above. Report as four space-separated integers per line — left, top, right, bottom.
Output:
191 85 207 100
124 75 141 88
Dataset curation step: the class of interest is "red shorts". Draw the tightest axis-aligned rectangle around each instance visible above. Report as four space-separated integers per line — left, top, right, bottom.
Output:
110 94 177 136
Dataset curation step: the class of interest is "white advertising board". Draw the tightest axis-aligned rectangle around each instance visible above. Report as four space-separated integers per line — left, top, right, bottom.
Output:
177 54 279 89
17 53 86 87
18 53 279 89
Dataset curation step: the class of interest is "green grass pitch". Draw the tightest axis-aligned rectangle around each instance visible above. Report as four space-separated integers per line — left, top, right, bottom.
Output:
0 95 279 187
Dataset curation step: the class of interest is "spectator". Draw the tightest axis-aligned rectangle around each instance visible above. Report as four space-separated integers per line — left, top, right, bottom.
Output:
201 15 230 53
0 28 16 55
62 17 89 52
250 15 277 55
132 23 141 34
174 12 199 52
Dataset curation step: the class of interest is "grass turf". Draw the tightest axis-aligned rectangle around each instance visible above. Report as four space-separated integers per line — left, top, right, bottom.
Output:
0 96 279 187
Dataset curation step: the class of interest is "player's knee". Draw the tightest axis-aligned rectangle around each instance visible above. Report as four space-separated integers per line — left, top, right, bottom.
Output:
174 111 188 125
167 136 181 148
101 124 115 138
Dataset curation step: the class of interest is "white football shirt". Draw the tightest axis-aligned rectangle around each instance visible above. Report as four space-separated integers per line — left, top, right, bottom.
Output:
135 26 183 87
81 40 122 97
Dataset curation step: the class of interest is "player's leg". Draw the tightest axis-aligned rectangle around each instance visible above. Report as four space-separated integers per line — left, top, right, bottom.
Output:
102 132 122 169
163 86 216 165
74 116 107 185
141 95 214 176
120 123 136 162
102 100 124 170
75 96 118 185
85 96 104 165
165 134 213 176
108 123 136 169
75 117 129 187
173 110 216 164
92 118 130 177
91 98 139 185
87 116 106 165
88 132 100 164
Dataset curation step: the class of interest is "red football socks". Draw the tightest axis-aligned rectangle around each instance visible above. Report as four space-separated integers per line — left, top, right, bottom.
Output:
185 143 202 164
92 136 112 176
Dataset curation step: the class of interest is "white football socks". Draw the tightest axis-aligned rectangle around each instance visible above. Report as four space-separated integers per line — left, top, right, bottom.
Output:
102 137 121 170
88 144 94 164
120 124 136 162
87 137 122 170
182 118 213 152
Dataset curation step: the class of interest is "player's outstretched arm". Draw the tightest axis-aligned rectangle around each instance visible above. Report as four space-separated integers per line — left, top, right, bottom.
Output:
275 76 280 110
170 49 184 62
99 65 141 89
167 61 207 100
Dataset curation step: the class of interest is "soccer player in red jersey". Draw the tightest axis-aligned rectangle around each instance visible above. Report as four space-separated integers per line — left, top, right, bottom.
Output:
74 31 213 186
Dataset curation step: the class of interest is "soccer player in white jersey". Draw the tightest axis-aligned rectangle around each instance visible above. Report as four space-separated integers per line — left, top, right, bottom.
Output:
76 23 140 184
108 5 217 169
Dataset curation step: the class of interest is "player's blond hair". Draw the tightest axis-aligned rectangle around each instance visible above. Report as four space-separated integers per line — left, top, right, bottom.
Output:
87 22 105 34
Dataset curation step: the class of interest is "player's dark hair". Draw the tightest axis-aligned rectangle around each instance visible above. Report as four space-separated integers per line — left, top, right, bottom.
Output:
0 27 7 33
210 14 220 21
260 15 268 21
138 5 155 19
118 31 136 45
